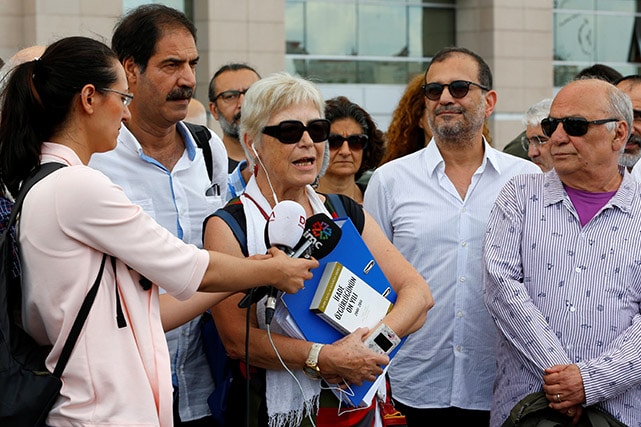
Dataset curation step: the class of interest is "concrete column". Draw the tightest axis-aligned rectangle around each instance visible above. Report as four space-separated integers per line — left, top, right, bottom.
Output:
457 0 554 149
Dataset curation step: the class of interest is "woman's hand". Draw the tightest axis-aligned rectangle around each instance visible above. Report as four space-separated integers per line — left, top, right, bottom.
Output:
264 247 318 294
318 327 388 385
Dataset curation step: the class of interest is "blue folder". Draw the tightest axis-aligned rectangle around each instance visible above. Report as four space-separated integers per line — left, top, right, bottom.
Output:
281 217 405 407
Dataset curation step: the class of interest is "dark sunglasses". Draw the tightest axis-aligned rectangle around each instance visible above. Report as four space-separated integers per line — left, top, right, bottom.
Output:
421 80 490 101
328 134 368 150
540 117 619 137
262 119 330 144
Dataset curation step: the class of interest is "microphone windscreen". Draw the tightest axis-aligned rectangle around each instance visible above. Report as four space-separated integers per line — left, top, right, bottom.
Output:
297 213 342 260
265 200 306 249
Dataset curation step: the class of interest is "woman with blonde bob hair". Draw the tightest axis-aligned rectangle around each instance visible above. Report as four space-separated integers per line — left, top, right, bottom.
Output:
203 72 433 427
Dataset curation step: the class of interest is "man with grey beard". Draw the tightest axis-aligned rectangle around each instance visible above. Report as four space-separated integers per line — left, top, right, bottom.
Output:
616 75 641 172
364 47 540 426
208 63 261 172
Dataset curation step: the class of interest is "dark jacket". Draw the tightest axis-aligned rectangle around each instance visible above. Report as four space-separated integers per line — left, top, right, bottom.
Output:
502 392 627 427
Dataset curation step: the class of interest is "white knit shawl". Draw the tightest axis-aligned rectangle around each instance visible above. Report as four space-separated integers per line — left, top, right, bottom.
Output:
241 177 330 427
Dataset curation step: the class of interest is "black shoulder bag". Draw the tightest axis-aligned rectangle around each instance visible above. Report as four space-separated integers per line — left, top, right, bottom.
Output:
0 163 109 427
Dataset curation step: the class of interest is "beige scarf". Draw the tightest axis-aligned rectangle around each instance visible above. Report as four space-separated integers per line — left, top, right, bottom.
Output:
241 177 330 427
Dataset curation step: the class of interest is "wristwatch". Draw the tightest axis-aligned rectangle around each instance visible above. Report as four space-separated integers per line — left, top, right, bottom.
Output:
303 343 324 379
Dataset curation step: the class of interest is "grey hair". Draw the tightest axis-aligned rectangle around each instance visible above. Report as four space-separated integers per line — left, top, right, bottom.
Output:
572 76 633 134
604 82 633 137
522 98 552 127
239 71 329 176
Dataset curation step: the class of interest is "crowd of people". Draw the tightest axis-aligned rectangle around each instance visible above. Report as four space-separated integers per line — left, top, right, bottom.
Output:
1 4 641 427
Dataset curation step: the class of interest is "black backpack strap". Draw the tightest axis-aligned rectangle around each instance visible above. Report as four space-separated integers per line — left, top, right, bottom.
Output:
6 162 111 378
0 163 67 339
53 253 108 377
6 163 67 231
203 196 248 256
324 193 365 234
112 256 127 329
325 193 348 218
184 121 213 181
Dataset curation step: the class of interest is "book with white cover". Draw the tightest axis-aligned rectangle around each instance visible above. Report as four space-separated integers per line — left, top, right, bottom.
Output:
310 261 393 335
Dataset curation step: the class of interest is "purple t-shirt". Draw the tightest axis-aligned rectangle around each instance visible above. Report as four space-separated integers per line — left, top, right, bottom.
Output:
564 185 616 226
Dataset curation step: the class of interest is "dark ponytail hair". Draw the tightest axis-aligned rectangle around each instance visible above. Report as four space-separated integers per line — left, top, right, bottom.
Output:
0 36 118 197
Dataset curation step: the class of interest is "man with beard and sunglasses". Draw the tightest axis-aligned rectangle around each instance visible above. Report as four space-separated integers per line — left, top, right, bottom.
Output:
90 5 228 426
363 47 539 426
616 75 641 172
483 78 639 427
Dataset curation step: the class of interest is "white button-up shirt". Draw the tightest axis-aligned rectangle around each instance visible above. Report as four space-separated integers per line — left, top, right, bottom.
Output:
364 139 540 411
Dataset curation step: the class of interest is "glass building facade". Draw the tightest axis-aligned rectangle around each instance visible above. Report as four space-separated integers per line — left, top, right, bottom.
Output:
553 0 641 86
285 0 455 85
18 0 635 140
281 0 641 89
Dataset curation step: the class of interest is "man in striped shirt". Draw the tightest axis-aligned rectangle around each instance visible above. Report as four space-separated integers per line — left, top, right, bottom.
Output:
483 78 640 426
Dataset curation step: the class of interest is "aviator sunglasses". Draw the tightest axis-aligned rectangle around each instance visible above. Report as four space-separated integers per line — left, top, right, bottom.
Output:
540 117 619 137
421 80 490 101
262 119 330 144
328 134 369 151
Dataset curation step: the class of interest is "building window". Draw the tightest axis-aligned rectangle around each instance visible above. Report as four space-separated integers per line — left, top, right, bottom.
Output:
554 0 641 86
122 0 192 18
285 0 455 84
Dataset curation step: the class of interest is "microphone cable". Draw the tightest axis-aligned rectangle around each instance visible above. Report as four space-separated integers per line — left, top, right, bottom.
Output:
266 323 317 427
244 296 251 427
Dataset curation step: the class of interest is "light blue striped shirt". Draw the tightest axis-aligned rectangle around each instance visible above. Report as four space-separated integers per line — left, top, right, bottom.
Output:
483 169 641 427
364 140 540 411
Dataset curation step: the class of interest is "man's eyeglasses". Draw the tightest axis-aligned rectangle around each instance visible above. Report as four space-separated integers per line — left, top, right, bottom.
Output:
328 134 368 151
214 89 249 104
421 80 490 101
100 88 133 107
520 135 548 151
540 117 619 137
262 119 330 144
633 109 641 122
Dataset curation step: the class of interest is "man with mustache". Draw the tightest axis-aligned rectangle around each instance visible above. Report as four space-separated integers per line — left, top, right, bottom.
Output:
364 47 539 426
90 4 228 426
616 75 641 172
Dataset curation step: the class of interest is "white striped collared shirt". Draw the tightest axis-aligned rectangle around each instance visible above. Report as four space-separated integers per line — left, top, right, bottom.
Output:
483 168 641 427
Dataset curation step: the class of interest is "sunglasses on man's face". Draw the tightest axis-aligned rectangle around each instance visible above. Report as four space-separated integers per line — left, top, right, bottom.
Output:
421 80 490 101
328 134 368 151
540 117 619 137
262 119 330 144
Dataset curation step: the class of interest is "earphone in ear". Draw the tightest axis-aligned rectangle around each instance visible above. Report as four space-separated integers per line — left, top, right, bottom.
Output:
250 142 279 205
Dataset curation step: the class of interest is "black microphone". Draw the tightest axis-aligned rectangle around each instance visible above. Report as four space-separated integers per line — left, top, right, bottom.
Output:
237 212 343 312
263 201 307 325
291 213 342 260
